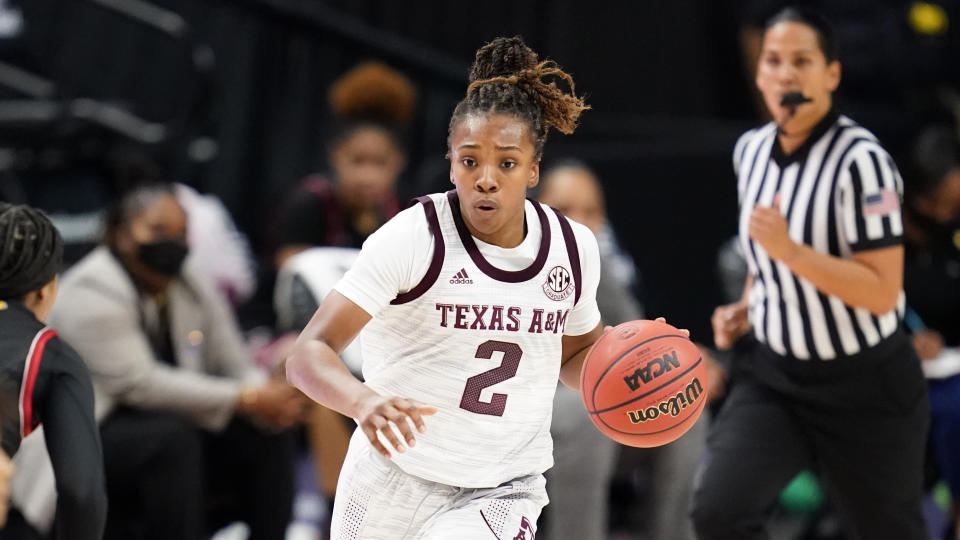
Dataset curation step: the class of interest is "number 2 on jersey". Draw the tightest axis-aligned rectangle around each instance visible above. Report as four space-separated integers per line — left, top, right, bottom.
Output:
459 340 522 416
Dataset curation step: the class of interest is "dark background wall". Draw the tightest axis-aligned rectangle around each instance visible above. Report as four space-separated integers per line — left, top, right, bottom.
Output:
3 0 957 338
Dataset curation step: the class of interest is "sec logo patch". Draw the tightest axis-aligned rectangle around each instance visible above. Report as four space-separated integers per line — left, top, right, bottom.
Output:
542 265 573 301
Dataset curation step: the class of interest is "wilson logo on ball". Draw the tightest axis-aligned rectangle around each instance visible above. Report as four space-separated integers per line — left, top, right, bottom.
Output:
625 377 704 424
542 265 574 301
623 350 680 391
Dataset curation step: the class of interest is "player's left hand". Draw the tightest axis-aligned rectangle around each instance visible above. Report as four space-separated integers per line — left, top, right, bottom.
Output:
749 193 798 262
604 319 691 339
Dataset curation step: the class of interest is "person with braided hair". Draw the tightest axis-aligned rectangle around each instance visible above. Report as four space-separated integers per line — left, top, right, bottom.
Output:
286 36 606 539
0 203 106 540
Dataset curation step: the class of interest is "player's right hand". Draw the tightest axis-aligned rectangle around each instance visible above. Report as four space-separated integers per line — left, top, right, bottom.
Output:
356 394 437 459
711 301 750 350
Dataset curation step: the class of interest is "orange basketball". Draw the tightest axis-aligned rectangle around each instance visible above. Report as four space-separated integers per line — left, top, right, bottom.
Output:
580 319 708 448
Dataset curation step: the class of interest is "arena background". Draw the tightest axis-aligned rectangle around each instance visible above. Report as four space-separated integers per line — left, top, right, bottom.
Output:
3 0 959 339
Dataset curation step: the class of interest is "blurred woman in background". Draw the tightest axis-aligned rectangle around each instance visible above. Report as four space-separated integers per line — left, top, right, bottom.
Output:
273 61 417 268
272 61 418 514
903 124 960 540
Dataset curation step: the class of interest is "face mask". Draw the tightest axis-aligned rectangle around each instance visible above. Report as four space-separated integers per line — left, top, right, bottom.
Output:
137 240 189 276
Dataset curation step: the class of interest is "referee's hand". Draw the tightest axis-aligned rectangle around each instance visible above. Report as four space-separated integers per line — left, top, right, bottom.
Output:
749 193 799 262
712 301 750 351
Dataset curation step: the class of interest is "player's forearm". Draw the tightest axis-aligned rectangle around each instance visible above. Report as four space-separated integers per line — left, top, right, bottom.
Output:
286 339 378 419
559 323 605 391
779 244 898 315
559 352 587 390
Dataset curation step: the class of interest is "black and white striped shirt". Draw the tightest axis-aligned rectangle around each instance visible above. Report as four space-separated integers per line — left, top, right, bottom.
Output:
735 110 906 360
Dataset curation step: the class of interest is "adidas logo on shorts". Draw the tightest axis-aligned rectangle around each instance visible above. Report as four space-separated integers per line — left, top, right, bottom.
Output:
449 268 473 285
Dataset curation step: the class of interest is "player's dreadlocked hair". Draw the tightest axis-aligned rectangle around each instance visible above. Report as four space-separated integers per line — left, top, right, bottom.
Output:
449 36 589 159
0 203 63 300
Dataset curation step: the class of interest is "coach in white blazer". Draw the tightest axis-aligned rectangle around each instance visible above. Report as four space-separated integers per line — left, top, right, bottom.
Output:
53 245 261 430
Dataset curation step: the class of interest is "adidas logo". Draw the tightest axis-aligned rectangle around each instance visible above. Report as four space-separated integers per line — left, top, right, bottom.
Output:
449 268 473 285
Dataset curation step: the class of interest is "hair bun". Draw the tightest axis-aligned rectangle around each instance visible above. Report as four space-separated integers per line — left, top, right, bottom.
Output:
450 36 589 157
328 61 418 129
469 36 538 82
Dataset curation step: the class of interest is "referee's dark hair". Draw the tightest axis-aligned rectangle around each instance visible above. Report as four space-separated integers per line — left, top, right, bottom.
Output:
0 203 63 300
764 6 839 63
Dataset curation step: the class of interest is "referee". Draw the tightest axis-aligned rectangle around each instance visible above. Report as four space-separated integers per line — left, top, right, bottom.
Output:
692 7 928 540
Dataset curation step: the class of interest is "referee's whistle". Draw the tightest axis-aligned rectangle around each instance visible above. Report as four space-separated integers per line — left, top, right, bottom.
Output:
780 91 812 107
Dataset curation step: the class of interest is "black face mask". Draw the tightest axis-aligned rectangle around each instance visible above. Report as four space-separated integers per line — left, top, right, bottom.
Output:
137 240 189 276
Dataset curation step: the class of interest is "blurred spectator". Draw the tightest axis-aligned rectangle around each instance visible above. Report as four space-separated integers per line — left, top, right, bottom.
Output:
26 183 306 540
271 61 417 515
536 161 631 540
0 202 106 540
273 246 362 516
903 124 960 539
537 160 712 540
272 61 416 268
175 183 257 308
274 247 361 372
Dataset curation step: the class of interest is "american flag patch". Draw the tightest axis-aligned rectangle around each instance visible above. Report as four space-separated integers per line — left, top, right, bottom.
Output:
863 189 900 217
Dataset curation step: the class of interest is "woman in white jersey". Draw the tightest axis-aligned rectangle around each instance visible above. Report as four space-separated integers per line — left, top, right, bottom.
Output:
287 37 605 539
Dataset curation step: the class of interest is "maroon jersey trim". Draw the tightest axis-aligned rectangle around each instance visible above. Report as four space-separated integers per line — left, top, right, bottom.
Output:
446 191 551 283
19 327 57 438
550 207 582 305
390 196 445 305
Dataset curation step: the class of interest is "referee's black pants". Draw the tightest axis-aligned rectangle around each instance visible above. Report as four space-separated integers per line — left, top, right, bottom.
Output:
692 331 929 540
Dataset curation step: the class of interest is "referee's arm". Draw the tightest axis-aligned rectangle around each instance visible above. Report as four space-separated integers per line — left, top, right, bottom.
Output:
748 150 903 315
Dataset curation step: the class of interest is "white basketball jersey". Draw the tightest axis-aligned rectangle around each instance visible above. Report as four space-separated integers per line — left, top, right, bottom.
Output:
360 192 586 488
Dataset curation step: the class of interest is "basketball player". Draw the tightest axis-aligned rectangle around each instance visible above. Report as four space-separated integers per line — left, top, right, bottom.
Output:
286 36 604 539
0 203 106 540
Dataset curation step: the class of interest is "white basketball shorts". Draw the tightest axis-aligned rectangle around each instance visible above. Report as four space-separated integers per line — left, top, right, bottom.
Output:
331 431 547 540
